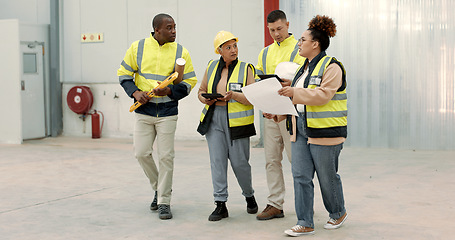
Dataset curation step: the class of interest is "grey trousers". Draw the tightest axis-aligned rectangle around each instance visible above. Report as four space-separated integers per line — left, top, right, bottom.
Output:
206 105 255 202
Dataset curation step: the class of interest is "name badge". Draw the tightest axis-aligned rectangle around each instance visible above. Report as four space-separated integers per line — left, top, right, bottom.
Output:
309 76 322 86
229 83 242 92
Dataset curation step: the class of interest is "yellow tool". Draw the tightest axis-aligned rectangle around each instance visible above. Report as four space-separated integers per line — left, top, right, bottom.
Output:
129 72 178 112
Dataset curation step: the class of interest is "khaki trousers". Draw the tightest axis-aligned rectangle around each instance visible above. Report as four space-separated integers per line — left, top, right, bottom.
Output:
134 113 177 205
263 118 292 210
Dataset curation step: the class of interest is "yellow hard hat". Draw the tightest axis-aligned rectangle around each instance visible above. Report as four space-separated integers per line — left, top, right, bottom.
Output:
213 31 238 54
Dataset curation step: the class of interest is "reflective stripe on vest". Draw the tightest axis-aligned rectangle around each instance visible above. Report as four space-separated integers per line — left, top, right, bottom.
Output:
306 56 347 128
262 46 269 74
121 60 135 73
136 40 183 80
199 60 219 121
200 60 254 127
289 43 299 62
261 41 299 75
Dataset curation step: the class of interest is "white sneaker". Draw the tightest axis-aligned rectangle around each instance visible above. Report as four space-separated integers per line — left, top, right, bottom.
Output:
284 225 315 237
324 212 348 229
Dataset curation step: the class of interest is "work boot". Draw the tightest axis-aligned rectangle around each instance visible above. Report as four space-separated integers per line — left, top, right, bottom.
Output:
246 196 258 214
256 204 284 220
208 201 228 221
158 204 172 220
150 191 158 211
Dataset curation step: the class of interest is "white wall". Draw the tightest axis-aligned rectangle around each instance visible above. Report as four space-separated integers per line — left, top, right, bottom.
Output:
282 0 455 150
0 19 22 144
0 0 50 24
61 0 264 140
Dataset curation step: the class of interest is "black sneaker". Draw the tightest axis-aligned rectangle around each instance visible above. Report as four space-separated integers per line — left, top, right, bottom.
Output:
246 196 258 214
150 192 158 211
208 201 228 221
158 204 172 220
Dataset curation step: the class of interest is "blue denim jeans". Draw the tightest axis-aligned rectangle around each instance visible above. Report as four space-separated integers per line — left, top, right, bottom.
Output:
291 114 346 228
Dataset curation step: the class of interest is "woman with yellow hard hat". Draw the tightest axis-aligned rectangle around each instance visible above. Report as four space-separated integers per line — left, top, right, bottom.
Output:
197 30 258 221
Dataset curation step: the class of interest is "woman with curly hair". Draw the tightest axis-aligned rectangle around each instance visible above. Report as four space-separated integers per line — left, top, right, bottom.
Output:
277 15 348 236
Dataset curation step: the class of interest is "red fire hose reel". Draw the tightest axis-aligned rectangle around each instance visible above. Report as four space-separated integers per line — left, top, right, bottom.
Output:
67 86 104 138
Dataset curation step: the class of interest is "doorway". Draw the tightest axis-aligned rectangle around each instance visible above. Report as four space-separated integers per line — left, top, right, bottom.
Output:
21 42 46 140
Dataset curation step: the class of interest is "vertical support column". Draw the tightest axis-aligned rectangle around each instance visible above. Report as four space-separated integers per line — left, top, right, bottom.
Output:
50 0 62 136
263 0 279 47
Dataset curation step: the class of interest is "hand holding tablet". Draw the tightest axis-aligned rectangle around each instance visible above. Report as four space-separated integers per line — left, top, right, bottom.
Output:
201 93 225 99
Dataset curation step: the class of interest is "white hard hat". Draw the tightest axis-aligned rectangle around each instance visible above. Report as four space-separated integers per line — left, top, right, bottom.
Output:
275 62 301 80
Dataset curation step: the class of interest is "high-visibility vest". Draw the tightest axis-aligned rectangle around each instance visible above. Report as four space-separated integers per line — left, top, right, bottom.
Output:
118 34 197 104
200 60 254 128
306 56 347 130
256 35 305 76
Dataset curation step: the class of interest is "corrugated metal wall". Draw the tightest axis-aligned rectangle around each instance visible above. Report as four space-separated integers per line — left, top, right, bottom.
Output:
282 0 455 150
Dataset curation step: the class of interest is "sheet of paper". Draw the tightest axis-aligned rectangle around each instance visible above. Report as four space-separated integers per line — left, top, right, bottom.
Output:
242 78 298 116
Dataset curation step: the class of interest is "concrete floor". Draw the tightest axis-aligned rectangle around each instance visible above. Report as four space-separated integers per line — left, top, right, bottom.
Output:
0 136 454 240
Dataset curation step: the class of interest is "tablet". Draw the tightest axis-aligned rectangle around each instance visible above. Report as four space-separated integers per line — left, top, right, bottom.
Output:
201 93 224 99
257 74 284 82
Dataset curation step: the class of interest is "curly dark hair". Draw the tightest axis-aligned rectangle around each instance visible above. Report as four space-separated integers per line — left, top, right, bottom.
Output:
308 15 337 51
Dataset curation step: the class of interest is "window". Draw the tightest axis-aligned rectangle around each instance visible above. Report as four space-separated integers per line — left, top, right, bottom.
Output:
23 53 37 73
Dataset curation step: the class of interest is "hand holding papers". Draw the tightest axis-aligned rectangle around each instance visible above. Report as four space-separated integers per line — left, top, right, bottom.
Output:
242 77 298 116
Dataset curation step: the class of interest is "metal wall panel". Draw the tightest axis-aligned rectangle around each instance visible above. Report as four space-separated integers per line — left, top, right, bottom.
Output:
282 0 455 149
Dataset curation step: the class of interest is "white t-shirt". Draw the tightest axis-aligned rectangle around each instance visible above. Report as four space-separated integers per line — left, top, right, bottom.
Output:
294 65 309 113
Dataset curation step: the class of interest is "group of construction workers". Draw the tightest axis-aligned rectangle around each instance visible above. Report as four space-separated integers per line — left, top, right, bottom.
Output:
118 10 348 237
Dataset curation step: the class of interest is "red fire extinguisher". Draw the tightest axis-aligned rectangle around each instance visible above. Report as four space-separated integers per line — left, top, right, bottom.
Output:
91 110 104 139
